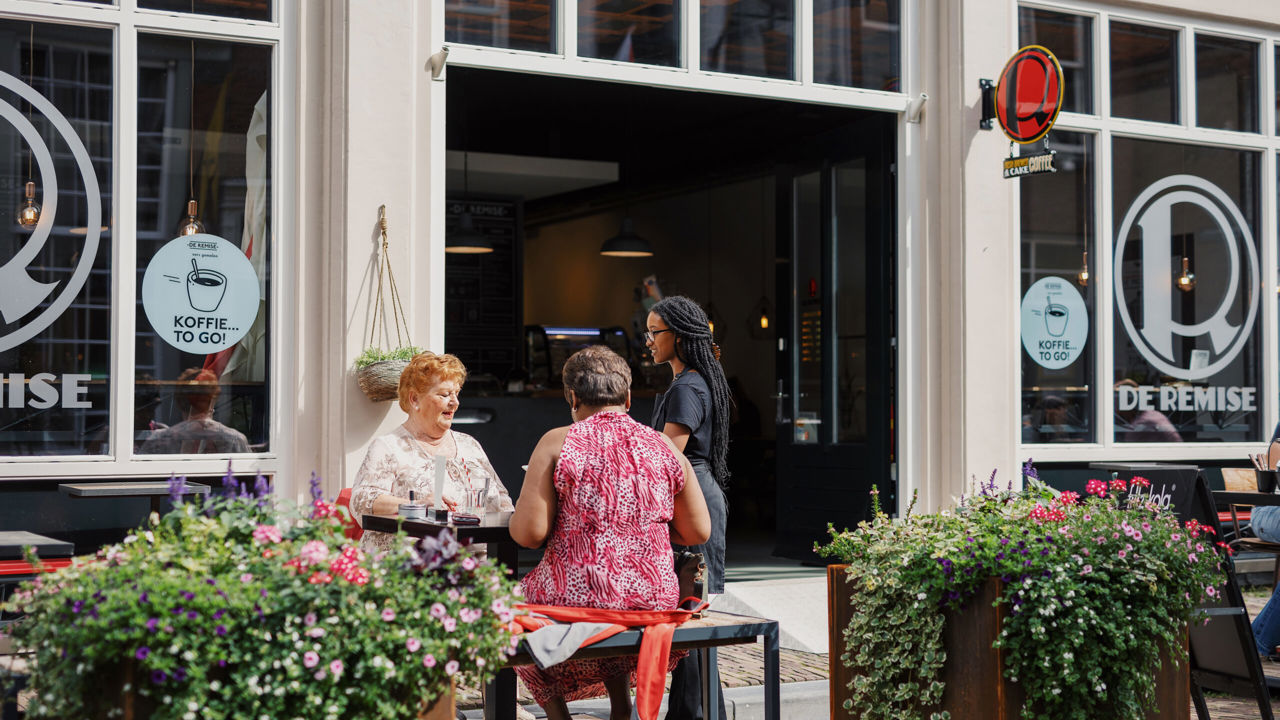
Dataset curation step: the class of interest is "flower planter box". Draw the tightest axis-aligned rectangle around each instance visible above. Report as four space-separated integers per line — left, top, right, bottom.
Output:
827 565 1189 720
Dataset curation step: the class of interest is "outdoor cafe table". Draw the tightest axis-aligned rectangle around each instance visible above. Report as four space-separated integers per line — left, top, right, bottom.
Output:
58 480 211 515
361 513 781 720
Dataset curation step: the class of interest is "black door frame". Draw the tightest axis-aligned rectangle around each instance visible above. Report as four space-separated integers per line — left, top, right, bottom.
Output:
773 113 896 559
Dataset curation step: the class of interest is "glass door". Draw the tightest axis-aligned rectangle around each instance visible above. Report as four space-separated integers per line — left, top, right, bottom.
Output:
773 116 895 559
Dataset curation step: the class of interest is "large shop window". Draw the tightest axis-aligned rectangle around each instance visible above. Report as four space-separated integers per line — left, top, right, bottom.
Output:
0 18 273 460
1111 139 1261 443
134 36 272 455
1110 21 1179 124
1018 7 1092 114
1020 131 1095 444
0 21 113 456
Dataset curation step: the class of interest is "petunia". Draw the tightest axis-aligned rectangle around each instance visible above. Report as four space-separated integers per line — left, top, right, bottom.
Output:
304 651 319 668
407 638 421 652
423 653 437 668
145 618 159 632
240 573 254 584
151 670 167 685
304 612 317 626
215 624 227 636
330 659 344 677
135 646 151 661
443 617 457 632
445 660 460 676
381 608 396 622
430 602 447 619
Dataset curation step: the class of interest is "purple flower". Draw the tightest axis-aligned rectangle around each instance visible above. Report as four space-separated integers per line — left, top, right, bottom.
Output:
135 646 150 661
309 472 324 504
151 670 166 685
71 600 83 614
167 473 186 507
138 592 149 604
181 591 195 601
221 462 240 494
173 667 187 682
213 609 225 620
187 610 198 620
145 618 158 632
253 473 271 498
215 624 227 636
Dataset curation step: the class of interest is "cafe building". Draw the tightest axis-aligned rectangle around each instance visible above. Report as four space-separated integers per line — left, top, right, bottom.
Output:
1 0 1279 558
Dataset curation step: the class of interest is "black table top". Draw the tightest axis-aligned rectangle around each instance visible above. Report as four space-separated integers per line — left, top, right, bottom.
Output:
58 481 211 498
0 531 73 560
1214 490 1280 507
361 511 514 544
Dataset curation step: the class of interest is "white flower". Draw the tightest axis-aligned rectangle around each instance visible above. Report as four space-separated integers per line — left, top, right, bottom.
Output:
917 592 927 600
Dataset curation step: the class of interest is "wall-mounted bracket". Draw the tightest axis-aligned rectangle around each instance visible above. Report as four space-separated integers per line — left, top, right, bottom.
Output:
979 79 996 130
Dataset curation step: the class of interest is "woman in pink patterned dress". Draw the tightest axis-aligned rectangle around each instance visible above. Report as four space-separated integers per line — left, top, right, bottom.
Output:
511 346 711 720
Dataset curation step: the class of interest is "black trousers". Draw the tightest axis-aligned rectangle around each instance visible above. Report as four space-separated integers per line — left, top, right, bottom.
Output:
667 464 727 720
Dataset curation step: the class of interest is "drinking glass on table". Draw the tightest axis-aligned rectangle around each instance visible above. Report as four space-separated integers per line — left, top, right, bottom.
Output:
461 461 492 515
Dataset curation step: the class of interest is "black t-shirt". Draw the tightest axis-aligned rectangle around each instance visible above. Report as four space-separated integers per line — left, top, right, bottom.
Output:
651 369 713 466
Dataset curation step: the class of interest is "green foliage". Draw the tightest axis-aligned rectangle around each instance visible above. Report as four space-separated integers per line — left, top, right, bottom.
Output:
4 478 520 719
816 471 1229 720
354 345 423 369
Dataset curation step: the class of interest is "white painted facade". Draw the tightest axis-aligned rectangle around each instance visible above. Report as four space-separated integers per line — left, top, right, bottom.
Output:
8 0 1280 518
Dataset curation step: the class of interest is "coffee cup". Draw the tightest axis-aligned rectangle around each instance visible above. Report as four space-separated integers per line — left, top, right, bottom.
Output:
1257 470 1279 493
1045 302 1068 337
186 268 227 312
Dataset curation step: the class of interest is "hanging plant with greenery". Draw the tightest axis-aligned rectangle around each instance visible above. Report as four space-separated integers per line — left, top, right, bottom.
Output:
817 463 1229 720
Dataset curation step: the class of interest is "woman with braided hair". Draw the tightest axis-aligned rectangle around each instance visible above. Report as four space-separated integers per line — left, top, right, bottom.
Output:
645 295 731 720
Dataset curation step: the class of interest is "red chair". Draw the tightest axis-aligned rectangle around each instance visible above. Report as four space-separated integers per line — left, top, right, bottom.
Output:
335 487 364 541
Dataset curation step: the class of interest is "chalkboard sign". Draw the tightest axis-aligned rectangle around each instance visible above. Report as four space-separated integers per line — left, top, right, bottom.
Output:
445 198 523 383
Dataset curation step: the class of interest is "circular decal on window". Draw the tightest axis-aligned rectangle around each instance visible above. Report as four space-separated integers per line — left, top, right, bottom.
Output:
995 45 1064 144
141 234 260 354
1021 276 1088 370
0 71 103 353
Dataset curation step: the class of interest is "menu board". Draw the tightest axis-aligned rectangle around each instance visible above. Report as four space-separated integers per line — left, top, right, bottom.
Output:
445 198 522 383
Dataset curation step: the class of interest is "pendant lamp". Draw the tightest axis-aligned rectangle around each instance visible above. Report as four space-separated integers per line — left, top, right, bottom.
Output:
16 26 40 229
447 151 494 254
600 217 653 257
176 38 205 237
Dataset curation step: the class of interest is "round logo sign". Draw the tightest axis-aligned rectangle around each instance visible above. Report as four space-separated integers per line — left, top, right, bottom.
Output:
995 45 1064 144
1021 277 1088 370
0 71 104 352
141 234 260 354
1113 174 1258 381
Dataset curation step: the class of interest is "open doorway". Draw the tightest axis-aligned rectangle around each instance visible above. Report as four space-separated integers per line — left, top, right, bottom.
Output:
444 67 896 567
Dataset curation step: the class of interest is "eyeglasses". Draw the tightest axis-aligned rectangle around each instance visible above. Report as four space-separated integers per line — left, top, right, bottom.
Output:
643 328 673 343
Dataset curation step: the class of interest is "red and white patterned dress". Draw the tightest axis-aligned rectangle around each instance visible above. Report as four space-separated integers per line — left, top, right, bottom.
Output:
517 410 686 705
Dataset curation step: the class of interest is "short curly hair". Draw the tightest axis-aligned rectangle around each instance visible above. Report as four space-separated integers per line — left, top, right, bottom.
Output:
398 352 468 412
562 345 630 407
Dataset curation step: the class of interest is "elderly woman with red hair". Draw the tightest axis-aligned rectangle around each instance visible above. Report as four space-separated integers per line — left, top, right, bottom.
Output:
350 351 514 553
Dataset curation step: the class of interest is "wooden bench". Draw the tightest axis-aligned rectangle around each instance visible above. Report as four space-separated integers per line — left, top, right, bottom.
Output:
503 610 780 720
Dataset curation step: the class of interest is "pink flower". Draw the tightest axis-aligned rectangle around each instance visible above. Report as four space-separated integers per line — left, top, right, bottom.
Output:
423 654 437 668
1141 522 1151 532
445 660 460 676
1189 553 1198 563
476 657 486 668
1206 585 1218 597
304 651 319 668
462 557 477 571
314 670 326 680
329 659 344 677
443 617 457 632
239 573 254 584
1117 550 1127 559
381 608 396 622
299 540 330 566
1171 533 1181 541
304 612 317 626
491 599 506 613
1080 565 1093 574
430 602 447 619
407 638 421 652
1133 531 1143 541
252 524 282 544
306 627 325 638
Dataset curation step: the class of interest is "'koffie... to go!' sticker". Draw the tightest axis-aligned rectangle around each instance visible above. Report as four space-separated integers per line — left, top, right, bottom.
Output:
142 234 260 354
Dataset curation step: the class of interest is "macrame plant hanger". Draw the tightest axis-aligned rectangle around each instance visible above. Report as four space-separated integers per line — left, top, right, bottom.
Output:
369 204 412 353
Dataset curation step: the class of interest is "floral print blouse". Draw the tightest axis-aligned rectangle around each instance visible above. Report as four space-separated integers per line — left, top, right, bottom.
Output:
349 425 515 554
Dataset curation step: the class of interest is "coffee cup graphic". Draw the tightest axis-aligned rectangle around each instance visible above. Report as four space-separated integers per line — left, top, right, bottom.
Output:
1044 301 1068 337
186 266 227 312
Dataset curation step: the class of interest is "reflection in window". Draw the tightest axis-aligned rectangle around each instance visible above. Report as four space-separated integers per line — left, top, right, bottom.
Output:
792 171 821 443
1111 138 1260 443
1195 34 1258 133
1110 21 1179 123
134 36 272 455
702 0 793 79
1020 131 1095 444
139 0 270 22
834 160 867 443
0 21 113 456
813 0 899 91
1019 7 1092 114
447 0 556 54
579 0 679 67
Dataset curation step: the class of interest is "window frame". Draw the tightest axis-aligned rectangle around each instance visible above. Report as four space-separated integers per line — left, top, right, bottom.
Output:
0 0 292 479
1017 0 1279 462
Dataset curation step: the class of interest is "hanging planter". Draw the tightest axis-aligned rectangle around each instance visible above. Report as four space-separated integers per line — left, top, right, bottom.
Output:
355 205 420 402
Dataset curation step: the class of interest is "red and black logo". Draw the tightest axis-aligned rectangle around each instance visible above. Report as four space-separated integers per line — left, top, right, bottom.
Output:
995 46 1063 144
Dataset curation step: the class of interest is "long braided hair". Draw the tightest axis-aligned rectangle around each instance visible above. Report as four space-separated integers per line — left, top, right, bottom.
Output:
650 296 732 488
